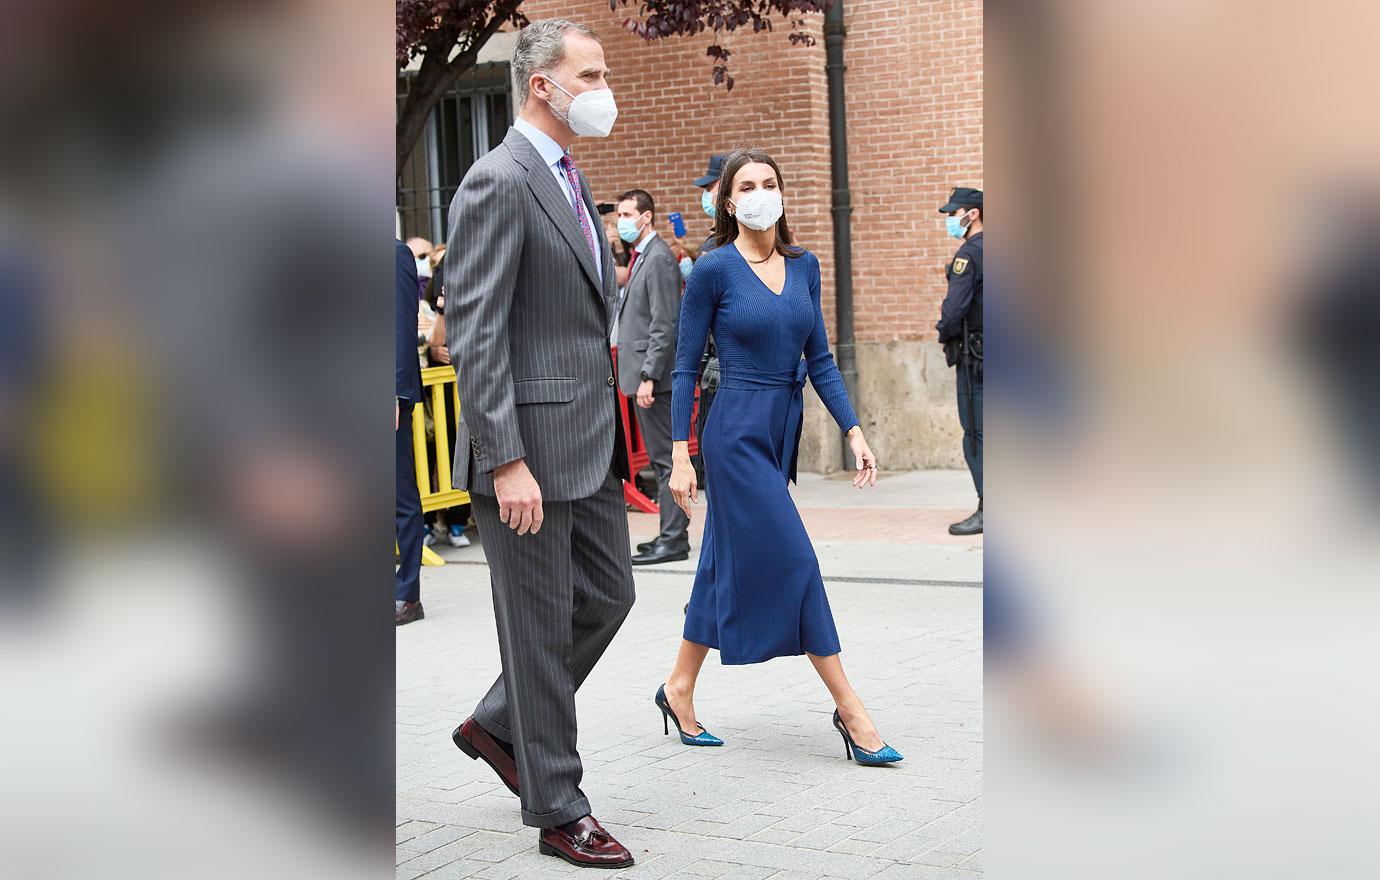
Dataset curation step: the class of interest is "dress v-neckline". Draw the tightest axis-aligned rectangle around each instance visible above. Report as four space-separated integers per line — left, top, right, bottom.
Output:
732 241 788 296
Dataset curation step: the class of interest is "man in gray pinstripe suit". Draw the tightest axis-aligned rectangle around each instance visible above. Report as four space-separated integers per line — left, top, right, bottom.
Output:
442 19 637 870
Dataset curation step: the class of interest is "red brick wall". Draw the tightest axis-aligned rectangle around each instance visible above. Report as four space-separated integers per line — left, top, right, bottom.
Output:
844 0 983 342
512 0 981 345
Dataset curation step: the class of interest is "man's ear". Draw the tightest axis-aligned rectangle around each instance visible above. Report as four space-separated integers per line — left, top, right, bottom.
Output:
529 74 552 102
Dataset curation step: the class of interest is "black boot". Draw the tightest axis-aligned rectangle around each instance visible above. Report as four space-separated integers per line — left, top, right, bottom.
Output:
948 500 983 536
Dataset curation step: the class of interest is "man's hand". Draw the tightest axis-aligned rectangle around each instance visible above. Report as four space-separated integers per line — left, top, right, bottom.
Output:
493 458 544 535
637 379 656 409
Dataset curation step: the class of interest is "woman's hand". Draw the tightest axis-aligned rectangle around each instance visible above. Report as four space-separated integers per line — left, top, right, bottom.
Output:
669 443 698 520
847 426 878 488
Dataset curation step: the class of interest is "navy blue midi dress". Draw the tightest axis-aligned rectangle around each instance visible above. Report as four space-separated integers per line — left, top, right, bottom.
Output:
671 243 861 665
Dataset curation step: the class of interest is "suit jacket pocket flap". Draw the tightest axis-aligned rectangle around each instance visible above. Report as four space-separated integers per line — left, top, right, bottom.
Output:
513 377 578 404
633 340 649 352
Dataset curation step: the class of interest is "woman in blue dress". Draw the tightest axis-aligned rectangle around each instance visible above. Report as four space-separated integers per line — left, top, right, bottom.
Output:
654 148 902 765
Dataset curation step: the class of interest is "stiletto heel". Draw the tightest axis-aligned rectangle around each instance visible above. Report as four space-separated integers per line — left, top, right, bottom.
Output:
833 709 902 766
654 684 724 747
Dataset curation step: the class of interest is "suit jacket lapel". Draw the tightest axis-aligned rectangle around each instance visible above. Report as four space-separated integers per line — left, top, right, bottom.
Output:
503 128 602 297
589 183 618 330
620 234 662 320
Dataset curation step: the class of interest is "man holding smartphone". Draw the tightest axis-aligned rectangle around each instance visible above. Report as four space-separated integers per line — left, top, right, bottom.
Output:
614 188 690 564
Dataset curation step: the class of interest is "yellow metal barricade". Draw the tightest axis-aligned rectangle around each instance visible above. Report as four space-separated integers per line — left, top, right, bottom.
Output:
411 365 470 566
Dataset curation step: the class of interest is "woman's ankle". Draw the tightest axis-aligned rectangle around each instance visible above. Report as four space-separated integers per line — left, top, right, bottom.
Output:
835 696 866 717
665 678 695 699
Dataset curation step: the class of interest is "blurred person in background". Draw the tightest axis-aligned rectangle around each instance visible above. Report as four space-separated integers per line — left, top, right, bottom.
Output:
396 241 425 625
416 287 437 354
676 153 726 262
670 238 693 279
0 233 50 602
422 250 471 549
602 210 632 289
0 1 398 863
406 236 432 299
614 188 690 565
443 18 636 868
685 154 727 488
413 279 437 550
937 187 984 536
660 148 898 765
1300 191 1380 502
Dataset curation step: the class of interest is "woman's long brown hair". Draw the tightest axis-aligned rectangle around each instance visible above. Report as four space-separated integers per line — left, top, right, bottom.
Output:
712 147 805 259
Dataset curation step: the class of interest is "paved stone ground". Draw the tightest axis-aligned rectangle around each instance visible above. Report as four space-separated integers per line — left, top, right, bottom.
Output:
398 469 982 879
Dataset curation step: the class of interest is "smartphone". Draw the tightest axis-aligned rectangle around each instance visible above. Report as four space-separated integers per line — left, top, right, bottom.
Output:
668 211 686 237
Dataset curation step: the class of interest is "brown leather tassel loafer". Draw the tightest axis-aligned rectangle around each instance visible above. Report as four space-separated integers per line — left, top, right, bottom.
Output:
451 716 519 796
537 815 634 869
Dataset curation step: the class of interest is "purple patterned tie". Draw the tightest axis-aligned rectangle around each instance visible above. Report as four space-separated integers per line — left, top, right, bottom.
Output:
557 154 599 266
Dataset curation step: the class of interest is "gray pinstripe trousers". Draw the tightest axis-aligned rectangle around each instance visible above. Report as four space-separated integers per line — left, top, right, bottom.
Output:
470 466 636 828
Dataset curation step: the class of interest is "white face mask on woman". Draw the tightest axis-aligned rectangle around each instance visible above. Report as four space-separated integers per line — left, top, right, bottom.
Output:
544 75 619 138
728 189 783 231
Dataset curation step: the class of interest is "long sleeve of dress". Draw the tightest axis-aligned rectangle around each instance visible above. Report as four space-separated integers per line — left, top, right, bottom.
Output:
671 253 720 440
803 253 860 433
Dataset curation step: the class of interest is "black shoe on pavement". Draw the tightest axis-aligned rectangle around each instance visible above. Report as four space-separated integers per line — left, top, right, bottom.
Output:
948 509 983 536
632 542 690 565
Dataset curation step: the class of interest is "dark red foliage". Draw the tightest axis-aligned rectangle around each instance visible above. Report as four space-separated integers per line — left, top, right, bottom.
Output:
611 0 832 92
397 1 528 65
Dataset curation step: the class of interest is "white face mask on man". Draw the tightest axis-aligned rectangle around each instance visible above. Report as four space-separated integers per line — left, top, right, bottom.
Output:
728 189 784 232
544 75 618 138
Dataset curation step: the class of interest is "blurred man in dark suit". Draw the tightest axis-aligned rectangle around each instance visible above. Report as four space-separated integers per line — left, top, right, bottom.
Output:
396 241 425 625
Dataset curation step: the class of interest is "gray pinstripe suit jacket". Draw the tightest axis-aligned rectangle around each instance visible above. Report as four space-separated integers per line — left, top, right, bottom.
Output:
444 126 628 502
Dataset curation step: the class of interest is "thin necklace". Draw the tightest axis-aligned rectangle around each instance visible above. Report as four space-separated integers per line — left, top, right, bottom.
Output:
738 238 776 264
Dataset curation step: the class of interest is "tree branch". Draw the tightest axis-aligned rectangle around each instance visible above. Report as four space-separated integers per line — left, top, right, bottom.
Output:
396 1 523 176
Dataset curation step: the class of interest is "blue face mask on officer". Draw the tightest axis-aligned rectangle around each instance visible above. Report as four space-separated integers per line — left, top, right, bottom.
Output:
946 208 975 240
701 189 716 219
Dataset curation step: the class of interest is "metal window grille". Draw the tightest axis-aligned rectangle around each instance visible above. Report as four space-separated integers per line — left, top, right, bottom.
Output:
397 63 513 246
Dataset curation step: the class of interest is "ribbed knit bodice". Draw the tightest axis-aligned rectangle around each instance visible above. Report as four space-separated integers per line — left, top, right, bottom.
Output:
671 242 859 440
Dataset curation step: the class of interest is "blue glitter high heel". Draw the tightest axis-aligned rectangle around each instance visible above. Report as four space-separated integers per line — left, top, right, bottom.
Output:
833 709 903 765
655 684 724 747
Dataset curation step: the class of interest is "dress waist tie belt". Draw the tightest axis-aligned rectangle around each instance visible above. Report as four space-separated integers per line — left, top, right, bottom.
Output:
717 359 810 484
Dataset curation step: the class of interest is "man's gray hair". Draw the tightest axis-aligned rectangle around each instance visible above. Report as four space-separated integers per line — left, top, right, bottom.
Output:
512 19 598 107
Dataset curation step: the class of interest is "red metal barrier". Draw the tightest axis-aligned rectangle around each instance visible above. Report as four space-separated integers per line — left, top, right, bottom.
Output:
612 345 697 513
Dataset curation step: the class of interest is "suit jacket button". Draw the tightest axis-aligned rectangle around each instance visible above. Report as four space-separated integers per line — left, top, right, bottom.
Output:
607 376 615 386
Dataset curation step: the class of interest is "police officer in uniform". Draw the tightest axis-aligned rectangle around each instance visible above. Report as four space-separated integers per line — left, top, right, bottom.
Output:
936 187 983 536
